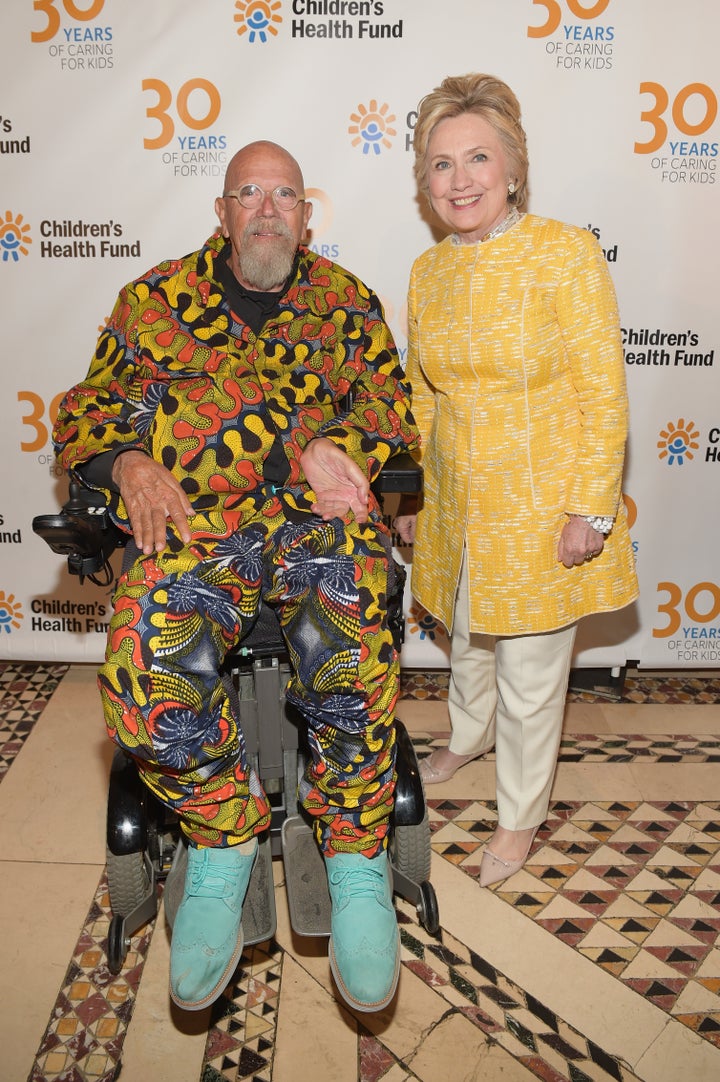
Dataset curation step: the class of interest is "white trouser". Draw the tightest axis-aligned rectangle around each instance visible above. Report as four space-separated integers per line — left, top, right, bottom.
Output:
448 550 576 830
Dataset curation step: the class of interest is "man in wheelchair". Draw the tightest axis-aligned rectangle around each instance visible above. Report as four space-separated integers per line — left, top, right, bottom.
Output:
52 140 419 1016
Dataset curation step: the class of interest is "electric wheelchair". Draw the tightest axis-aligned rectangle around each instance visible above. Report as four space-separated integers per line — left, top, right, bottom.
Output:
33 457 439 974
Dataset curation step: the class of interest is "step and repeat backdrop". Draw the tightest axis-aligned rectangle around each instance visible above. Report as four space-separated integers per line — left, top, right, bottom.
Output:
1 0 718 668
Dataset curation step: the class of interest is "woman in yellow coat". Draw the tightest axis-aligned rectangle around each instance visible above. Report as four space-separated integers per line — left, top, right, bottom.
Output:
395 73 638 886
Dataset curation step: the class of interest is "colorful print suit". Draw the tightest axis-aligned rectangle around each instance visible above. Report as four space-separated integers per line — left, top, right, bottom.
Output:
54 233 419 854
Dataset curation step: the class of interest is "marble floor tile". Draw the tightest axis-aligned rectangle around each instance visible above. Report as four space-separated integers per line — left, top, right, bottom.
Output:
0 663 112 864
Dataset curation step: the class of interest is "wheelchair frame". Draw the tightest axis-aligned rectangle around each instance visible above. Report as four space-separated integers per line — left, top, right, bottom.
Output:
33 456 439 974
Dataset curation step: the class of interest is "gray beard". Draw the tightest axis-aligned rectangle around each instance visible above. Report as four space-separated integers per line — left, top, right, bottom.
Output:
238 219 296 290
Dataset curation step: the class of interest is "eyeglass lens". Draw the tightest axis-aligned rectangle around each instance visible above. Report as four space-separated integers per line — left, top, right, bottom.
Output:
234 185 301 210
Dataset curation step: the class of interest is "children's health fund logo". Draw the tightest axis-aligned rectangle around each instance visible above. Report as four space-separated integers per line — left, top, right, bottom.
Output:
652 419 720 660
0 213 140 261
349 101 396 155
657 418 720 467
234 0 404 41
0 591 23 636
234 0 283 40
657 418 700 465
0 212 32 262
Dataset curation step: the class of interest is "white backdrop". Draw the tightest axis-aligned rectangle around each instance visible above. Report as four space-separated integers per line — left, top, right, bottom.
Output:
1 0 718 669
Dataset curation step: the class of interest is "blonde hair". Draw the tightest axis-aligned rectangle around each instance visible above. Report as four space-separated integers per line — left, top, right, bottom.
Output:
413 73 529 211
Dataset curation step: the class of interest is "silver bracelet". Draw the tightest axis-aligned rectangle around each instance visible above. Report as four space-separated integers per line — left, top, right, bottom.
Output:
581 514 614 535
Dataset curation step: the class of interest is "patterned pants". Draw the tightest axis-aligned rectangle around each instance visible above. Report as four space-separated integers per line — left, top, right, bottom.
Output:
98 512 398 855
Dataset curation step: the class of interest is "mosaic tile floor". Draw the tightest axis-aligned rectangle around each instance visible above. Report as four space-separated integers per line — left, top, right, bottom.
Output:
2 660 720 1082
401 669 720 705
0 661 68 781
428 796 720 1049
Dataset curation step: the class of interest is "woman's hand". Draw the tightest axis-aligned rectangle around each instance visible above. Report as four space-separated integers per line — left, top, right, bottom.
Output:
393 515 417 544
300 438 370 523
558 515 605 568
393 494 419 544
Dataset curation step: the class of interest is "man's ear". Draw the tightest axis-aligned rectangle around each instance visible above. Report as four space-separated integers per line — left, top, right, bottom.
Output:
215 195 230 237
302 199 313 241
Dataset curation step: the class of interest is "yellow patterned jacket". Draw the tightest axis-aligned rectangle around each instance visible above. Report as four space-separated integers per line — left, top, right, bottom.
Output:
406 214 638 635
53 235 418 540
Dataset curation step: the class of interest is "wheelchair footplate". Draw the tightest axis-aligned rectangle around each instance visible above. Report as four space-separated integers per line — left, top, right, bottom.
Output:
282 808 442 938
163 831 277 947
281 816 332 936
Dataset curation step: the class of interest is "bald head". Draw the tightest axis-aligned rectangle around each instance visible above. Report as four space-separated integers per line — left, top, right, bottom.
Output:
224 140 305 195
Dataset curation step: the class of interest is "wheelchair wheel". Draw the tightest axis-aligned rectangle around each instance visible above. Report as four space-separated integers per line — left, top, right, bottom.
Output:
106 847 152 919
417 879 440 935
105 848 157 972
107 914 129 975
390 811 432 885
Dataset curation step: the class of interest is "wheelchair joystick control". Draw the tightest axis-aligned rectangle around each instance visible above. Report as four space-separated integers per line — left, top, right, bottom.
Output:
32 479 125 584
64 480 89 513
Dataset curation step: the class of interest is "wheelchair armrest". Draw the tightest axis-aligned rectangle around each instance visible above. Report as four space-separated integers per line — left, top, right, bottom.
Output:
372 452 423 495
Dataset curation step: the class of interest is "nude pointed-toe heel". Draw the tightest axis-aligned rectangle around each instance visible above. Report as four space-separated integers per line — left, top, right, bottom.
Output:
479 828 538 887
418 747 491 785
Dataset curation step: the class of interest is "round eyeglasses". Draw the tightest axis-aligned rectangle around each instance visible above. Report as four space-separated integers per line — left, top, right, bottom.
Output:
223 184 305 212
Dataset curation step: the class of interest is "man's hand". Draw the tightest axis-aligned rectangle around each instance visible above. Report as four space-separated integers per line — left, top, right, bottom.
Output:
557 515 605 568
299 438 370 523
112 451 194 554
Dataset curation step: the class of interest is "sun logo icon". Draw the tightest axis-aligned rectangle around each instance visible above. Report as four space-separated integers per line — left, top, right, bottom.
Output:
348 100 397 155
234 0 282 42
407 603 447 643
0 211 32 263
657 418 700 465
0 591 24 635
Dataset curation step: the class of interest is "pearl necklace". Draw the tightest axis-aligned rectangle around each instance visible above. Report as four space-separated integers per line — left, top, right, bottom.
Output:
480 206 522 242
453 205 523 246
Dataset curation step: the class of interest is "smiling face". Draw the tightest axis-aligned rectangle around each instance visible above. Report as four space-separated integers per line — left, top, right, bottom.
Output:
425 112 514 244
215 141 312 291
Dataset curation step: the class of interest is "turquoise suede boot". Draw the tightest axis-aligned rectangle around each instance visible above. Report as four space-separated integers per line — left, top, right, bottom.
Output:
327 850 400 1012
170 838 258 1011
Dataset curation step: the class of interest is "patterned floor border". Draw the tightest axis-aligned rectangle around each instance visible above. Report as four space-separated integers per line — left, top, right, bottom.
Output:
400 669 720 705
387 900 643 1082
202 940 283 1082
0 661 68 780
416 732 720 765
27 872 153 1082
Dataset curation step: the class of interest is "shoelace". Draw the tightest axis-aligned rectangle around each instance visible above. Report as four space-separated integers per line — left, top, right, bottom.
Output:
188 851 238 898
328 862 387 905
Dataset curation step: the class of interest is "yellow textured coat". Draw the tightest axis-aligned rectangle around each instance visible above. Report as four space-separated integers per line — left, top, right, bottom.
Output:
406 214 638 635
